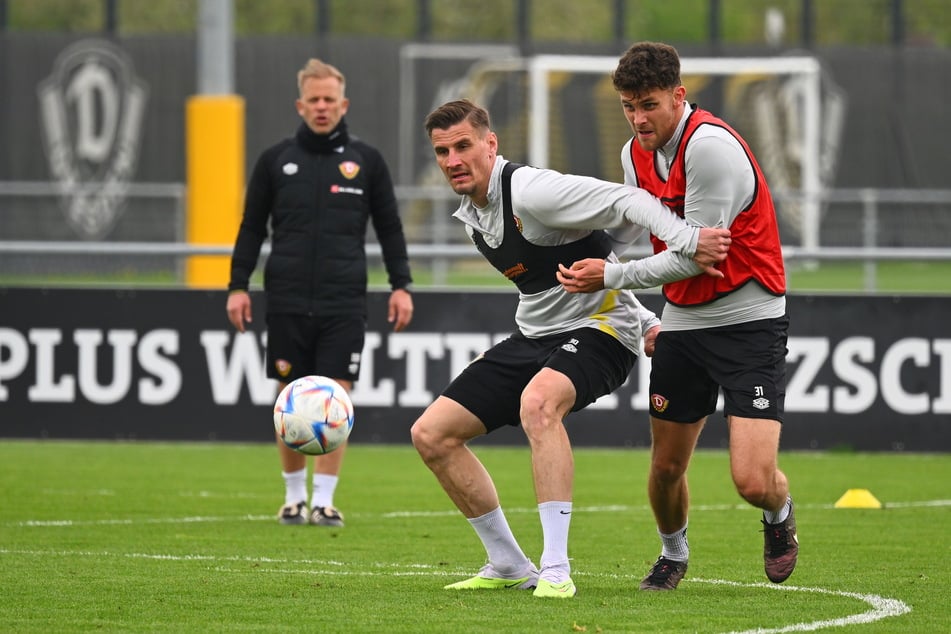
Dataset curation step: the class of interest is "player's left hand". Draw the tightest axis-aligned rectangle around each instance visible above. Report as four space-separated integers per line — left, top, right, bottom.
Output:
557 259 606 293
642 324 661 357
388 288 414 332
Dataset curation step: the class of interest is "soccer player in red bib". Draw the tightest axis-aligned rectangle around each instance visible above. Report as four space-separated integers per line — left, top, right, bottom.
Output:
559 42 798 590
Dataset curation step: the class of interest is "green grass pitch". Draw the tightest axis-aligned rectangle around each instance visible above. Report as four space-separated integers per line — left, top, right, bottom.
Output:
1 440 947 632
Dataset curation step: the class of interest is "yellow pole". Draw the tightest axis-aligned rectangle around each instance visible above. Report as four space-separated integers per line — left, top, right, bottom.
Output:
185 94 245 287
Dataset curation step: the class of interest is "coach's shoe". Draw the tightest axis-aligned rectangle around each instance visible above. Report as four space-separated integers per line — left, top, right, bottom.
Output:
763 499 798 583
310 505 345 527
277 501 308 525
444 563 539 590
639 556 688 591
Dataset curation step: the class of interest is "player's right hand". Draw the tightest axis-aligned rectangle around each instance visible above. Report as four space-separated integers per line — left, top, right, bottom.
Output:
643 324 661 357
557 259 606 293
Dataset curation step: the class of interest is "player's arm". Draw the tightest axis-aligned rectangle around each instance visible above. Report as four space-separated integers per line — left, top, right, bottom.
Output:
683 129 753 237
226 153 273 331
591 138 713 287
562 131 750 293
559 248 708 292
365 146 414 332
513 167 723 258
525 167 731 272
558 221 731 293
366 147 413 292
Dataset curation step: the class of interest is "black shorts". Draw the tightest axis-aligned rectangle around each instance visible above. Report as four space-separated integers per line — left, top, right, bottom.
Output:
265 313 366 383
442 327 637 433
648 316 788 423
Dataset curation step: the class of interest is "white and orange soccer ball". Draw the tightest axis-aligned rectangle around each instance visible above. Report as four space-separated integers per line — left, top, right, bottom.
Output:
273 376 354 455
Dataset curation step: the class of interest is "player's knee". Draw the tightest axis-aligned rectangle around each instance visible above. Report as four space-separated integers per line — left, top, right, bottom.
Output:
518 392 560 435
734 476 771 507
410 417 463 463
410 418 438 458
650 458 689 483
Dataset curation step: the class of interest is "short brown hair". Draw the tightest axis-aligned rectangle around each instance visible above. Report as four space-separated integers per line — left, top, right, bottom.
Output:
297 58 346 95
612 42 682 96
424 99 491 137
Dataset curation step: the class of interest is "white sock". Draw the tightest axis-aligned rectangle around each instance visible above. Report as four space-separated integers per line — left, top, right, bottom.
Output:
311 473 339 509
538 501 572 582
763 496 792 525
468 507 532 577
659 523 689 562
282 468 308 506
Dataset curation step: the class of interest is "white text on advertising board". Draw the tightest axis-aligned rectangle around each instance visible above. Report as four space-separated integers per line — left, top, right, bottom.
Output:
1 327 950 416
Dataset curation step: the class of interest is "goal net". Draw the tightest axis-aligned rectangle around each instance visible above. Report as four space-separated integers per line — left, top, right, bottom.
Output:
525 55 832 250
400 45 845 251
406 49 843 251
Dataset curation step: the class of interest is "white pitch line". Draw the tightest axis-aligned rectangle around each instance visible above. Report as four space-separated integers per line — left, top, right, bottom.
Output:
381 499 951 518
695 578 911 633
0 548 912 631
8 499 951 528
13 514 276 527
0 548 440 570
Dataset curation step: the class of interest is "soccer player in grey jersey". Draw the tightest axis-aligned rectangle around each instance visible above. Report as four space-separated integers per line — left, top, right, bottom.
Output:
411 98 731 598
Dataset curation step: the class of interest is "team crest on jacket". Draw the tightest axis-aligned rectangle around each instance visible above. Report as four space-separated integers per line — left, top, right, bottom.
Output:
338 161 360 179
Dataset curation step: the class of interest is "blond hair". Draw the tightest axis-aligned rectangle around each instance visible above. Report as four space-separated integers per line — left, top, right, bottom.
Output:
297 58 346 96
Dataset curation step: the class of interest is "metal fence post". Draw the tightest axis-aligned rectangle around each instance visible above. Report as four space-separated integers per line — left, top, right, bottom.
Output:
862 188 879 292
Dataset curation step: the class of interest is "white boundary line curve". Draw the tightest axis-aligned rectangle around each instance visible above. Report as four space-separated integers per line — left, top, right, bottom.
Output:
692 578 911 633
0 547 913 632
5 499 933 631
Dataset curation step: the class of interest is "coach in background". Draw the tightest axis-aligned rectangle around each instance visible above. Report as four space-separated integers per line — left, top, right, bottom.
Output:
226 58 413 527
412 99 730 598
559 41 796 590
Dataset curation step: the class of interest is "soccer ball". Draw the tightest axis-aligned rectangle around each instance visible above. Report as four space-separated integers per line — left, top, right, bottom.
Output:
273 376 354 455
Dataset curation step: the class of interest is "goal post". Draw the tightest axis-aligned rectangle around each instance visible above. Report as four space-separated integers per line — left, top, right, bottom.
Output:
527 54 823 251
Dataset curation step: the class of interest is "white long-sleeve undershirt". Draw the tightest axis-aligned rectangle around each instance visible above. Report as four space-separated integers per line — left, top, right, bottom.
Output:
452 156 692 351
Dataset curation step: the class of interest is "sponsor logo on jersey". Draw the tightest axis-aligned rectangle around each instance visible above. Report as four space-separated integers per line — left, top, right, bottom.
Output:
330 184 364 196
502 262 528 280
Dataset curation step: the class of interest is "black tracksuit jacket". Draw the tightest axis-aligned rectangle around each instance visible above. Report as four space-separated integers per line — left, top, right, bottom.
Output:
228 120 412 316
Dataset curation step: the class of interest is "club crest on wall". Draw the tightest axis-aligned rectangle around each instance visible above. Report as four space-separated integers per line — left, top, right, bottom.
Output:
38 39 149 240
